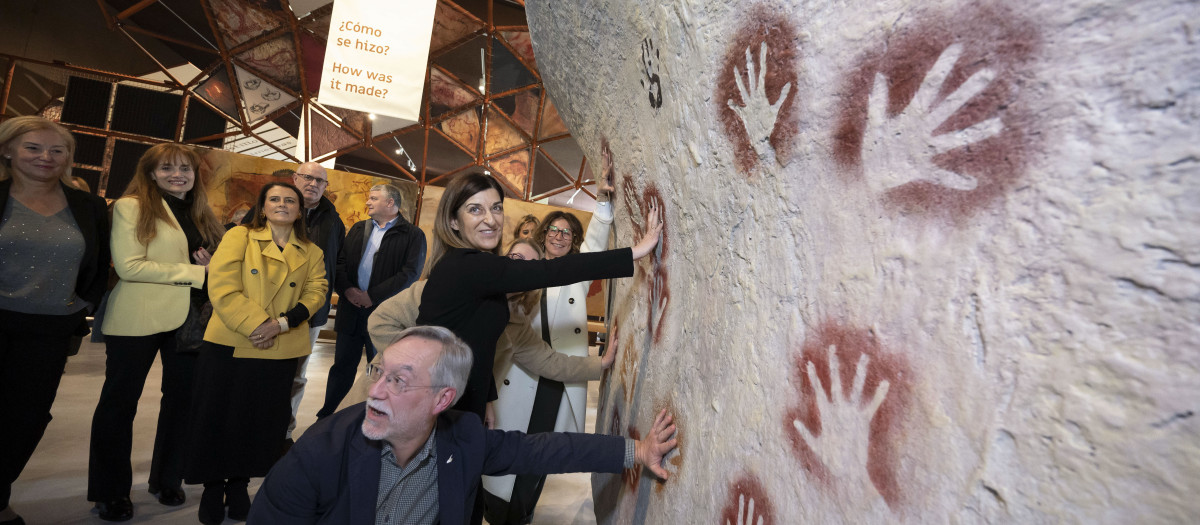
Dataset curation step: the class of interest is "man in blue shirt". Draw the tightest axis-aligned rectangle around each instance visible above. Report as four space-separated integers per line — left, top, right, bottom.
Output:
317 184 426 418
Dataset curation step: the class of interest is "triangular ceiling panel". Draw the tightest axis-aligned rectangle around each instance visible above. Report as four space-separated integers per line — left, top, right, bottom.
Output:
539 137 586 181
531 149 573 197
491 36 537 93
236 34 301 92
430 67 479 118
196 67 238 119
433 35 487 94
493 88 539 137
489 148 531 196
484 107 527 156
439 106 481 156
538 95 569 139
310 107 360 158
427 130 475 179
207 0 285 49
500 31 536 70
234 65 296 124
301 8 333 40
430 2 484 54
387 127 427 176
299 31 326 95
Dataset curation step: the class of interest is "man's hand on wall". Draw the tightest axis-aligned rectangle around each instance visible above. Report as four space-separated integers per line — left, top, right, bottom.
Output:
635 408 677 479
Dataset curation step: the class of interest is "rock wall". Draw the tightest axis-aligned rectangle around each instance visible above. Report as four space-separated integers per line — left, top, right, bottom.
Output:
524 0 1200 522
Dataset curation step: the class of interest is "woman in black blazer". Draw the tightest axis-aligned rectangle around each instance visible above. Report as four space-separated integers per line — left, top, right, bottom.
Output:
0 116 110 525
416 172 661 420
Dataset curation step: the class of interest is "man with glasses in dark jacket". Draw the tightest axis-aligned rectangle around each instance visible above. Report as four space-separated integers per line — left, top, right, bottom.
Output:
316 183 425 419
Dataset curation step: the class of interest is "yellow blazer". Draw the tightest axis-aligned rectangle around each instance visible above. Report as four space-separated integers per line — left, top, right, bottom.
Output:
102 197 206 337
203 225 327 360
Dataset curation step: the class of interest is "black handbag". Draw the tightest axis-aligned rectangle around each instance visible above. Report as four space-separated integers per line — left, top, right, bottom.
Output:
176 294 212 352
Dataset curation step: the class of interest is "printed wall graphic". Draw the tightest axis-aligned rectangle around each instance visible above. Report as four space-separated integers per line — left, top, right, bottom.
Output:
722 475 775 525
783 322 913 510
640 37 664 110
832 6 1040 219
716 6 800 174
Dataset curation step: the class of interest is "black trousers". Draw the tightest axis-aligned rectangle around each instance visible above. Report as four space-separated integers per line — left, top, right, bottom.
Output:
88 331 196 501
317 312 376 418
0 308 82 508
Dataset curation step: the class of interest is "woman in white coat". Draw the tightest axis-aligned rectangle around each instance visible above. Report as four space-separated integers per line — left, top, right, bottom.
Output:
484 178 616 524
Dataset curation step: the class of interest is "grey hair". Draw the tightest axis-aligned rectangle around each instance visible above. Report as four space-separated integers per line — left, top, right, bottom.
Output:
371 183 404 209
392 326 472 404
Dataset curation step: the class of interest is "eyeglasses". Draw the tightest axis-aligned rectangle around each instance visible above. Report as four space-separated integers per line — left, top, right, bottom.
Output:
296 173 328 185
507 252 527 260
365 363 436 396
545 225 574 239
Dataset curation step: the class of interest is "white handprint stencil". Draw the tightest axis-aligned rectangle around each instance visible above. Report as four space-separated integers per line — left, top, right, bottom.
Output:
727 493 765 525
727 41 793 159
862 43 1001 193
792 344 890 498
722 475 774 525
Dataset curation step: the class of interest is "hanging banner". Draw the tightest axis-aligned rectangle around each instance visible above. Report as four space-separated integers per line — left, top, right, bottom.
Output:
317 0 436 124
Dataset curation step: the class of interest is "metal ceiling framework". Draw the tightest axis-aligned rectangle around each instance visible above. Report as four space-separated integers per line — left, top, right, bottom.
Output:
0 0 596 206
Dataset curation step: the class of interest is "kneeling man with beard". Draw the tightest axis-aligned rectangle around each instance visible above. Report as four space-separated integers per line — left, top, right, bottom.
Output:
248 325 677 525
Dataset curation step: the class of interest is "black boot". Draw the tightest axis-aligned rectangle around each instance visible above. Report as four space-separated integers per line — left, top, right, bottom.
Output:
225 477 251 521
94 496 133 522
198 481 224 525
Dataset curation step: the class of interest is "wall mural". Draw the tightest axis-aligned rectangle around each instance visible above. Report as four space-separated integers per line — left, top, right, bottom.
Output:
197 147 417 231
526 0 1197 521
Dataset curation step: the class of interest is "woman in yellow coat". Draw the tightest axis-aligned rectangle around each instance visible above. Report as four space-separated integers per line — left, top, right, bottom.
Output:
184 181 327 525
88 143 223 521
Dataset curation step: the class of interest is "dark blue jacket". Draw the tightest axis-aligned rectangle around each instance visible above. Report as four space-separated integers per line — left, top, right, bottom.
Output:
334 215 425 331
247 403 626 525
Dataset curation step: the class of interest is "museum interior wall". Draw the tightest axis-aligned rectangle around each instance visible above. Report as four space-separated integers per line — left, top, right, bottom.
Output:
525 0 1200 522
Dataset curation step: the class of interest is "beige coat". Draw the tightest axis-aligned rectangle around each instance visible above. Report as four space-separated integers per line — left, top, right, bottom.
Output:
203 225 327 359
103 197 206 337
337 281 602 411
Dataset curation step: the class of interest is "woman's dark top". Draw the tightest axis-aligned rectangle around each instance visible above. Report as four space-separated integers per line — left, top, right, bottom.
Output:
416 247 633 416
164 193 208 300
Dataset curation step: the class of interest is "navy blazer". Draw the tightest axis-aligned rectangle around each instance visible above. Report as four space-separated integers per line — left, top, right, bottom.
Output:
248 403 626 525
0 179 110 313
334 215 425 331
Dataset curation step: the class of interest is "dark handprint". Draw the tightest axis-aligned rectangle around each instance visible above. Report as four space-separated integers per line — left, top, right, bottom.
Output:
640 37 663 109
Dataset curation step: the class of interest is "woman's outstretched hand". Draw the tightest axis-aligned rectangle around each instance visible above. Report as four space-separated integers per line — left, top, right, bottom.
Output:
631 197 663 261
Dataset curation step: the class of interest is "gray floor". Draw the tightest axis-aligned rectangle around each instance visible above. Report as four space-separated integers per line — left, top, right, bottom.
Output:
9 335 599 524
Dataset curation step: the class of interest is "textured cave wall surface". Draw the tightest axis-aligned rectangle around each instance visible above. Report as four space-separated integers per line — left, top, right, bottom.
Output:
524 0 1200 522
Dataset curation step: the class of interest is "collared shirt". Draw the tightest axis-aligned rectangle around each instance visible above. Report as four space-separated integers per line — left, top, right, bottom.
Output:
376 430 439 525
358 216 398 291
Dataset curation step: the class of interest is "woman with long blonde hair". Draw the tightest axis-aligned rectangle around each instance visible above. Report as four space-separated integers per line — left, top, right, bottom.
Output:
0 116 110 525
87 143 223 521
